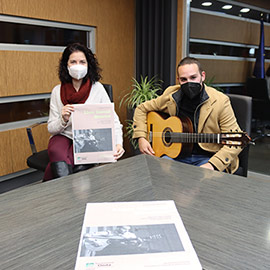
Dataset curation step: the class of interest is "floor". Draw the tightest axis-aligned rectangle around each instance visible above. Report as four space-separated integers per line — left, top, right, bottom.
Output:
0 170 44 194
1 130 270 194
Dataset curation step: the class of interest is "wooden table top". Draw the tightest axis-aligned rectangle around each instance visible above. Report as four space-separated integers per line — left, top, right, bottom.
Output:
0 155 269 270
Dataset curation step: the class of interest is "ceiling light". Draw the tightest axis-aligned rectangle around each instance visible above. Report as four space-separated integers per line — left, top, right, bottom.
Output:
249 48 255 55
202 2 212 7
240 8 250 13
222 5 232 10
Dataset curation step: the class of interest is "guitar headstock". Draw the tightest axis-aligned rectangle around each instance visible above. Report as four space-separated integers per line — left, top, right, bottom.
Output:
220 132 252 148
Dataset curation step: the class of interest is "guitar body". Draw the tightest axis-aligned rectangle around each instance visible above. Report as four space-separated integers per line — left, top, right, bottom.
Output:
147 112 251 159
147 112 193 158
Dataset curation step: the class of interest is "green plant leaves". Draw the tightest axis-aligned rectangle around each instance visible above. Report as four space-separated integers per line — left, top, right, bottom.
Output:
120 75 162 109
120 75 163 150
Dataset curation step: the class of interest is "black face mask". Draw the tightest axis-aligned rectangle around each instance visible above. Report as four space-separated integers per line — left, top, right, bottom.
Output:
181 82 202 99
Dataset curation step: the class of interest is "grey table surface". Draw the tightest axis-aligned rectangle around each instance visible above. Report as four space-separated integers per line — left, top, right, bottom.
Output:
0 154 269 270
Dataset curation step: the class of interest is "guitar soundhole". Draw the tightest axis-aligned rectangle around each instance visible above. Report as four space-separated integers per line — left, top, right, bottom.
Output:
162 128 172 146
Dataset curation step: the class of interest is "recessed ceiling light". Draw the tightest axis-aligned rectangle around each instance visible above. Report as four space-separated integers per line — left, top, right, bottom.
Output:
249 48 255 55
240 8 250 13
202 2 212 7
222 5 232 10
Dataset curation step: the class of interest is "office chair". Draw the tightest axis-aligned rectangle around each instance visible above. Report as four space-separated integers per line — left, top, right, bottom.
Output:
26 83 113 174
227 94 252 177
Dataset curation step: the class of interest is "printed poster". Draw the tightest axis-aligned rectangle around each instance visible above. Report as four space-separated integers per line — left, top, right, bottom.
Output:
75 201 202 270
72 103 116 165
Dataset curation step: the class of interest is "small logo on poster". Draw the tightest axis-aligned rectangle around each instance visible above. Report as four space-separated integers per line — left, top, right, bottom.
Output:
85 262 95 269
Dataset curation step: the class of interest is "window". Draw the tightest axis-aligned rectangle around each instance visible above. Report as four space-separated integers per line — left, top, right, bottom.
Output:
0 98 49 124
0 15 96 52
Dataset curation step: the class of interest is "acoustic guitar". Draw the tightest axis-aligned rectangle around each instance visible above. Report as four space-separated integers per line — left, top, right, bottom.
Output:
147 111 252 158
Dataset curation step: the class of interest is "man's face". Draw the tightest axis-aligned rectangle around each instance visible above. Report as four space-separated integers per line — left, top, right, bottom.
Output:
177 63 205 86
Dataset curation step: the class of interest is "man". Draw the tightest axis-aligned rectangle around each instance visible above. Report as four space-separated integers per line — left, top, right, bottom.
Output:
132 57 242 173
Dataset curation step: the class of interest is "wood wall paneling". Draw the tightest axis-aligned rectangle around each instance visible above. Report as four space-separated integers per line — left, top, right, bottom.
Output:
0 51 61 97
0 131 13 176
199 59 268 84
190 12 270 46
10 128 34 172
0 124 50 176
32 123 51 152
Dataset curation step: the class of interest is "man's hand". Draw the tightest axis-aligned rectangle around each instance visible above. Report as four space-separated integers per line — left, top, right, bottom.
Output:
138 137 155 156
200 162 214 170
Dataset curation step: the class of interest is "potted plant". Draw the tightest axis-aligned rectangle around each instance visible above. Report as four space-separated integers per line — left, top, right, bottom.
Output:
120 75 162 150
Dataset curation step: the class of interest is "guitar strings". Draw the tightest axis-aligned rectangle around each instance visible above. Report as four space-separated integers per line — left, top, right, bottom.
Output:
149 132 244 144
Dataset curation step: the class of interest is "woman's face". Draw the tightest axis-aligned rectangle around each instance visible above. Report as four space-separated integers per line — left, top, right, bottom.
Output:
67 51 87 67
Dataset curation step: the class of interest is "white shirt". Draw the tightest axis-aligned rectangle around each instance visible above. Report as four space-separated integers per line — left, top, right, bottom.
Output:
47 81 123 146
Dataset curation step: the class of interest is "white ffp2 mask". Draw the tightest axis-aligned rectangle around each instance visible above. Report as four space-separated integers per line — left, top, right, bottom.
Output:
68 64 88 80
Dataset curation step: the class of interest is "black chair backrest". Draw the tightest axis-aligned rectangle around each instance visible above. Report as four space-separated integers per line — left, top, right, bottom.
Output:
102 83 113 102
227 94 252 134
227 94 252 177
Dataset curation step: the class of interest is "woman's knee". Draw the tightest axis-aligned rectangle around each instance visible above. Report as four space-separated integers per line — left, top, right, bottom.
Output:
48 135 72 161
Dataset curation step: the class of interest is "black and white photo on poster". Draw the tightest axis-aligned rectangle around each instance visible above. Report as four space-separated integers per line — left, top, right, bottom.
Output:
80 224 184 257
74 128 113 153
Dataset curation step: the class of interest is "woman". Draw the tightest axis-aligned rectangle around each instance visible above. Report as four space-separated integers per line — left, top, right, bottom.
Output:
44 43 124 181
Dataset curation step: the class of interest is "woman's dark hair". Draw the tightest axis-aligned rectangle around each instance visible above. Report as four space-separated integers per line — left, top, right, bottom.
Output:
58 43 102 84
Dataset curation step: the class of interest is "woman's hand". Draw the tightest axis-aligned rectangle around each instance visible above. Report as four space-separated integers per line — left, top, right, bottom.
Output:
114 144 125 160
62 104 74 123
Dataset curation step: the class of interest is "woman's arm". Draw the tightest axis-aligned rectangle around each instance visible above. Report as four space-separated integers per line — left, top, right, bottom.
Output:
47 85 70 135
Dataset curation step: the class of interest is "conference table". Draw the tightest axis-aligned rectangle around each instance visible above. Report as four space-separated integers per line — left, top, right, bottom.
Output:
0 155 269 269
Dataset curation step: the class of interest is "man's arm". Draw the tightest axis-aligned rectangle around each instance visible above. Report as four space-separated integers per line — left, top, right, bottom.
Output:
132 85 179 141
203 94 243 172
132 86 180 155
132 99 161 155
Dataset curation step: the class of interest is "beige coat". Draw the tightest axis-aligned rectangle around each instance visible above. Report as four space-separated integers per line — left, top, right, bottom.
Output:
133 84 242 173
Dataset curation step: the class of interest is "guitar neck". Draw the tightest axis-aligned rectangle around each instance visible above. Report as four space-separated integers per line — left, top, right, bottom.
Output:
171 132 221 143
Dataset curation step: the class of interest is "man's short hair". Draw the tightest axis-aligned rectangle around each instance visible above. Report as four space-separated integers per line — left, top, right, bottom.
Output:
177 57 203 74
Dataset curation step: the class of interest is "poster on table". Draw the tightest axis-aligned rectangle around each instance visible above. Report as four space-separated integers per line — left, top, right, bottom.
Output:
72 103 115 165
74 200 202 270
